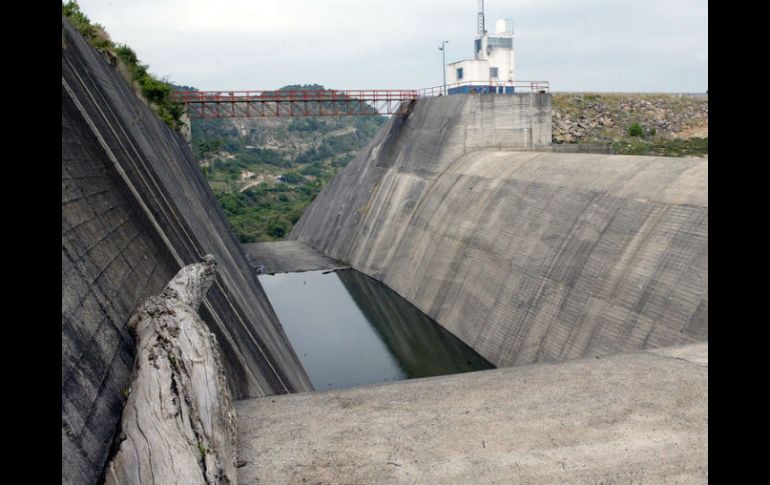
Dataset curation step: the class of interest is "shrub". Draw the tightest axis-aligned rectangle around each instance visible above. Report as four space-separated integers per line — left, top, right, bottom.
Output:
299 164 323 176
281 171 304 184
62 1 97 41
627 123 644 137
267 218 290 238
195 139 222 159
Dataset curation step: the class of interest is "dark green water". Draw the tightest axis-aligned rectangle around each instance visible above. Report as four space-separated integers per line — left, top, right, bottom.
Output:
259 269 493 390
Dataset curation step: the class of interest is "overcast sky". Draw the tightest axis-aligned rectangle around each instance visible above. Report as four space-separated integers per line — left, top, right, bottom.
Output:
75 0 708 92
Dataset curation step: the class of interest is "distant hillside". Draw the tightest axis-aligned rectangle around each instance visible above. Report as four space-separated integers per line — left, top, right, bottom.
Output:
552 93 708 157
188 89 387 242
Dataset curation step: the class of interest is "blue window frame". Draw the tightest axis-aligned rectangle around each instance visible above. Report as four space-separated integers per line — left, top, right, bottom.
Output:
488 37 513 49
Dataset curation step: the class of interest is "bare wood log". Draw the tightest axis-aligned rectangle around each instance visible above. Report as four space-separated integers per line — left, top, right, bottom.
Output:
104 255 237 485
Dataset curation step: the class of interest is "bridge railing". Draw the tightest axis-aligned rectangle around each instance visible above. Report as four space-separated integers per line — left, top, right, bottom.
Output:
171 89 419 103
171 89 419 118
419 80 550 97
170 83 551 118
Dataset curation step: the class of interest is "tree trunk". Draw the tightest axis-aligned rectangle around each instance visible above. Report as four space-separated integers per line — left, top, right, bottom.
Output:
104 255 237 485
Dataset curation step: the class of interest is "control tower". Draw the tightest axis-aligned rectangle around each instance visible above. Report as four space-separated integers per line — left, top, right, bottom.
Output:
446 1 515 94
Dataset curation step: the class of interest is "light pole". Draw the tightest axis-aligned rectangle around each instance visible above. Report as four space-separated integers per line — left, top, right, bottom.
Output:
438 40 449 95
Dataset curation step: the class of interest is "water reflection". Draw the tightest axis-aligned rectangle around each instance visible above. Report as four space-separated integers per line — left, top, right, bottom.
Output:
337 270 493 378
259 269 493 390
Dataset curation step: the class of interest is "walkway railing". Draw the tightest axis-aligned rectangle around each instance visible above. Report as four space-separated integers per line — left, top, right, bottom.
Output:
171 89 418 119
419 80 550 97
171 82 550 119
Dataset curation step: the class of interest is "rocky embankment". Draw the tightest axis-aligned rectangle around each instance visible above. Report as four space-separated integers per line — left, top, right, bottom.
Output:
552 93 708 144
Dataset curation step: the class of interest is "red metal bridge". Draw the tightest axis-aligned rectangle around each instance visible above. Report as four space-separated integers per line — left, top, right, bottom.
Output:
171 89 417 119
171 81 549 119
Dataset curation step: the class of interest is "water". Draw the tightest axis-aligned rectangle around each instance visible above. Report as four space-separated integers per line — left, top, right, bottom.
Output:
259 269 493 390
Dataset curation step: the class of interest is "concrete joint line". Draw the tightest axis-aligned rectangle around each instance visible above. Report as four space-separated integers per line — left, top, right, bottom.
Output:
68 58 203 263
62 73 186 269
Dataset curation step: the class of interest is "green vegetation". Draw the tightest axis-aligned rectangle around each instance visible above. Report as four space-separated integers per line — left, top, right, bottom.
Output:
62 1 184 130
193 103 387 242
627 122 644 137
217 182 323 241
280 84 325 91
281 171 304 184
112 45 185 129
612 137 708 157
62 1 111 50
195 139 222 159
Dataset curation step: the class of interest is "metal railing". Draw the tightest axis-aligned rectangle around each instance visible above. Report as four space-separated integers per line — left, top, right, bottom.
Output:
171 89 418 118
419 80 550 97
170 82 551 118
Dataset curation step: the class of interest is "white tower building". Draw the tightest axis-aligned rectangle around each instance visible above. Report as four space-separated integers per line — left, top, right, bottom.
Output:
446 2 515 94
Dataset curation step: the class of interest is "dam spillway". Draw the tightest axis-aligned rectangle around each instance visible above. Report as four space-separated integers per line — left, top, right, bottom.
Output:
291 93 708 369
245 94 708 482
62 12 707 483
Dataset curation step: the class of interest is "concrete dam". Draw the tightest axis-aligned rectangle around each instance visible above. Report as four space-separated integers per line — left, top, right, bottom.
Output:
62 19 310 484
62 15 707 484
291 94 707 369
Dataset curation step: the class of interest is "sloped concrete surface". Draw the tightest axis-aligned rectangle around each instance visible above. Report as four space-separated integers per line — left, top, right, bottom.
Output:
62 17 310 484
242 240 344 274
292 95 707 369
236 343 707 484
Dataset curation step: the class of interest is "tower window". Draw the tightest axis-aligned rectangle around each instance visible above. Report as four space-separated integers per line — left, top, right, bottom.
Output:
488 37 513 49
490 67 499 78
457 68 464 80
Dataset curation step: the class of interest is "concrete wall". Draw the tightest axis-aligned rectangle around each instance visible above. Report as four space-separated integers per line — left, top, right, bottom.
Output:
62 18 311 485
236 343 707 484
291 93 707 369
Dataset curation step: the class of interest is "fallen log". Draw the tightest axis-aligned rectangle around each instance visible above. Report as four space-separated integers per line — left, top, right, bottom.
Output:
104 255 237 485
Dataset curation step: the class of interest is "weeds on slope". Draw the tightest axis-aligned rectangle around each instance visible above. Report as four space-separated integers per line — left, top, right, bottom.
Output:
62 1 185 130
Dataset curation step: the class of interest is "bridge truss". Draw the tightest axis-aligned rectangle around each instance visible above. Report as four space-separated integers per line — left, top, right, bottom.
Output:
171 89 418 119
171 81 549 119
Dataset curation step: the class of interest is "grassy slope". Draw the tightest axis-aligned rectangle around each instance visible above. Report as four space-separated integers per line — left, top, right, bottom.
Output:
62 1 184 130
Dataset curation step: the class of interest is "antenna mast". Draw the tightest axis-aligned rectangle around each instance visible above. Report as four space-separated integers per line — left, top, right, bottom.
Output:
477 0 486 35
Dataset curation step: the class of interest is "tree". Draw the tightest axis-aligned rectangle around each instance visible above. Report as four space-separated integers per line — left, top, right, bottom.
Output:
627 123 644 137
267 218 290 238
281 171 304 184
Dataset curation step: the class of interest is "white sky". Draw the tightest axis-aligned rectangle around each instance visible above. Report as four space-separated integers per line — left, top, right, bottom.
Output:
74 0 708 92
